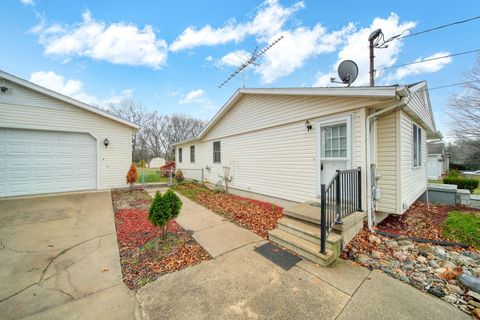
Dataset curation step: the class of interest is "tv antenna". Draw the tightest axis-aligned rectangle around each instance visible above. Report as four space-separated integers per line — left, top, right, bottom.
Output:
218 35 284 88
330 60 359 87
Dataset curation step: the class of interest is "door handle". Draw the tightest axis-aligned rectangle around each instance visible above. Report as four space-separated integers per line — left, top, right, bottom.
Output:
321 163 324 171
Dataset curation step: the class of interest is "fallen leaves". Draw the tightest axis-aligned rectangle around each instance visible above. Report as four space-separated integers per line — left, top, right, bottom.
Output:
112 189 211 290
175 183 283 239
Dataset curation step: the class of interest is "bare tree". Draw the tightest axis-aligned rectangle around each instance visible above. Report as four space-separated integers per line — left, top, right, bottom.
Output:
108 99 148 162
108 99 207 162
448 55 480 148
164 114 206 159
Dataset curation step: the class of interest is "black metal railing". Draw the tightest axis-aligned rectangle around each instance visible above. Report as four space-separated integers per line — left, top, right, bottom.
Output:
320 167 362 254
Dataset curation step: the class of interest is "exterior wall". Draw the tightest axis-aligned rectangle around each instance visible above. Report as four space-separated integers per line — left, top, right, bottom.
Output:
375 112 398 213
176 94 374 206
0 79 133 189
427 154 442 180
399 110 428 212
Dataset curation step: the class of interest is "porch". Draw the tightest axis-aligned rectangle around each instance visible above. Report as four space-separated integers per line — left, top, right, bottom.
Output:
269 168 365 266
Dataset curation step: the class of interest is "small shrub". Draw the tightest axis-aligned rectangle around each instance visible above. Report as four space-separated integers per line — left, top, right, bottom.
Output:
148 189 182 239
443 176 479 193
447 170 459 178
175 169 184 182
126 164 138 191
137 160 147 168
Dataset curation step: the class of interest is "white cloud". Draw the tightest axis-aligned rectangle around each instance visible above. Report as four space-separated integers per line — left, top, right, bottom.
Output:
29 70 132 107
20 0 34 5
218 50 251 67
179 89 206 104
387 52 452 81
205 55 214 62
255 23 354 83
170 0 304 52
32 10 168 69
314 13 416 87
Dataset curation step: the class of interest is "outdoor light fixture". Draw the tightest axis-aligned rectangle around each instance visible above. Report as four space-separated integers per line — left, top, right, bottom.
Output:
103 138 109 147
305 120 313 132
0 86 9 93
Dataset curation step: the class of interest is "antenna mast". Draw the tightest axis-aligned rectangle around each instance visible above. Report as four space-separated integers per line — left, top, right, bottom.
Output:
218 36 284 88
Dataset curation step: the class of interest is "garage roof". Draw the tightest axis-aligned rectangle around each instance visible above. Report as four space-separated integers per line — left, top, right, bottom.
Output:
0 70 140 130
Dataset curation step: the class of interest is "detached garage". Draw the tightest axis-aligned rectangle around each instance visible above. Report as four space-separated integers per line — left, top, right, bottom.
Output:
0 70 139 197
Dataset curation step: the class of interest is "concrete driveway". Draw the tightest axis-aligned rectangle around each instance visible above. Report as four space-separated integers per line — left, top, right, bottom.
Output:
0 191 138 320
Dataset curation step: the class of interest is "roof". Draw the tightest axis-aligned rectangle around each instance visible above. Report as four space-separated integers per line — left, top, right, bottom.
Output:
428 142 446 155
173 85 412 146
0 69 140 130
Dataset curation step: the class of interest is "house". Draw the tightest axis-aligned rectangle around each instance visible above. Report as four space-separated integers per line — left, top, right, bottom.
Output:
174 82 440 265
160 161 176 177
0 70 140 197
175 82 440 266
149 157 166 168
427 142 449 179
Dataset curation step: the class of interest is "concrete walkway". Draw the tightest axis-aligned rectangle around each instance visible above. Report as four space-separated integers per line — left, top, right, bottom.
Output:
146 188 262 257
141 187 470 320
0 191 138 320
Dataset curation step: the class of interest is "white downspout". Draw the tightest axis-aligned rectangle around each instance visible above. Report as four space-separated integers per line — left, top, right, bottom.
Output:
365 93 408 229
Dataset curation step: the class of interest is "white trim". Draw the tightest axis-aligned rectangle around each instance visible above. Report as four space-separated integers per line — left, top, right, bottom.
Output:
315 114 353 197
0 69 140 130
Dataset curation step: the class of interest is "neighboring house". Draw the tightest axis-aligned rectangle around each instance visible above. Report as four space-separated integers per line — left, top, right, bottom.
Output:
149 157 166 168
427 142 449 180
0 70 140 197
160 161 176 177
174 81 440 227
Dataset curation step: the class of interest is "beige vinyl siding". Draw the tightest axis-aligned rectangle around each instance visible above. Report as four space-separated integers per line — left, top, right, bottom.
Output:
177 100 367 204
400 110 427 212
375 112 397 214
406 90 435 132
0 79 133 189
204 94 382 141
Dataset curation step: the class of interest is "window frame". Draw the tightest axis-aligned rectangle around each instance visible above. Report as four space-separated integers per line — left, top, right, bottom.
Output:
213 141 221 163
190 145 195 163
178 147 182 163
413 124 422 168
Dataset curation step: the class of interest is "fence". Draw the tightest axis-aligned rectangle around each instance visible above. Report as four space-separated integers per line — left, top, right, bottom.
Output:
177 168 204 183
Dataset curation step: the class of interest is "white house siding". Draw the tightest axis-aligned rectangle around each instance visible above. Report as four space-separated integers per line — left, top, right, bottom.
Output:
0 79 133 189
400 110 428 212
375 112 398 214
176 94 375 205
407 90 435 133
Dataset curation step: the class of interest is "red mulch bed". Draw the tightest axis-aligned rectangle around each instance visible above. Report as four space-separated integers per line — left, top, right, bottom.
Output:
375 201 479 241
175 183 283 239
111 189 210 290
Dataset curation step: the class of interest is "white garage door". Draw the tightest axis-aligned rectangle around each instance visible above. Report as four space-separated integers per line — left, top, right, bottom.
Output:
0 128 97 197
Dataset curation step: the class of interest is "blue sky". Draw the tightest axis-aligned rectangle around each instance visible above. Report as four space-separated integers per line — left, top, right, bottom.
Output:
2 0 480 139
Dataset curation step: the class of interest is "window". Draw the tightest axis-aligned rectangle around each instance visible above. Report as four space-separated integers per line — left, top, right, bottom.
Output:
321 123 347 158
178 148 182 163
413 124 422 167
190 146 195 163
213 141 221 163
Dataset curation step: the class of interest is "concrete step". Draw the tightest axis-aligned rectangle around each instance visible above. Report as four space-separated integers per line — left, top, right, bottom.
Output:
268 229 338 267
277 217 342 252
283 202 321 225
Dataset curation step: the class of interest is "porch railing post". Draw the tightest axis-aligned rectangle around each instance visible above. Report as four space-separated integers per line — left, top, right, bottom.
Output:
357 167 362 211
320 184 326 254
335 170 341 222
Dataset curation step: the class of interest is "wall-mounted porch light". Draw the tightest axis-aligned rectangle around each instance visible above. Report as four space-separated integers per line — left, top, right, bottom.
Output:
103 138 109 148
305 120 313 132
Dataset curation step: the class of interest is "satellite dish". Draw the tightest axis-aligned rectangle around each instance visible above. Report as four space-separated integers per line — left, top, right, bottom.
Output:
337 60 358 86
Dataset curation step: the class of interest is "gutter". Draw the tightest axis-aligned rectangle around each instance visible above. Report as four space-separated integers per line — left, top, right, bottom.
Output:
365 87 409 229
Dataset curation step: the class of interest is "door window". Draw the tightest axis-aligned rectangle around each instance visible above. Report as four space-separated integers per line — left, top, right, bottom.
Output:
321 123 347 158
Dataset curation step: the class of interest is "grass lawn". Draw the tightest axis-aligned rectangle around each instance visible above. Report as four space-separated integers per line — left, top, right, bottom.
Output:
443 211 480 249
136 168 168 183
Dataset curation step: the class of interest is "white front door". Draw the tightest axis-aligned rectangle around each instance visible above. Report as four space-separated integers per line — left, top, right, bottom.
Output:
317 116 352 190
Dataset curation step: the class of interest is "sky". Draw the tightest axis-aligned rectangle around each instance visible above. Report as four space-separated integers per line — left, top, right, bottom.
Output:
2 0 480 140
